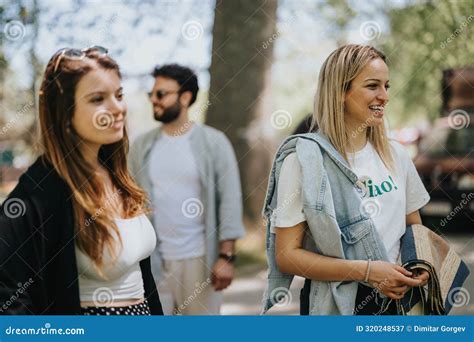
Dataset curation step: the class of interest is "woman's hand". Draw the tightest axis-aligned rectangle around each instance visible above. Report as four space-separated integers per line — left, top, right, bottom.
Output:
412 269 430 286
368 261 424 300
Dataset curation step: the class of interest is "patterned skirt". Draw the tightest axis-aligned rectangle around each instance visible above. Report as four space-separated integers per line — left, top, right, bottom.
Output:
81 299 151 316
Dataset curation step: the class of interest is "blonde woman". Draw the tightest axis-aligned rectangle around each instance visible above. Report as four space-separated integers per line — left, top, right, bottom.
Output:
263 44 430 315
0 47 162 315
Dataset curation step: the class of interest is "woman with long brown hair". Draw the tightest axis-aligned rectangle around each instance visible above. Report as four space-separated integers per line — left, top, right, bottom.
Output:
0 46 162 315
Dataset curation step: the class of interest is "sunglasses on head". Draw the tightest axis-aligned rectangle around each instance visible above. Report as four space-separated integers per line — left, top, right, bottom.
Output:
53 45 108 73
147 89 181 100
51 45 108 94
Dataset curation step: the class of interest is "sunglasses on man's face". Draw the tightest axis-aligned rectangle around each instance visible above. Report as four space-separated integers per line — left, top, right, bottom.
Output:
53 45 108 73
147 89 180 100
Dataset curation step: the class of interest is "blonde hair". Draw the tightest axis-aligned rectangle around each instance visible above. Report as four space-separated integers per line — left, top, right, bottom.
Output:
311 44 393 169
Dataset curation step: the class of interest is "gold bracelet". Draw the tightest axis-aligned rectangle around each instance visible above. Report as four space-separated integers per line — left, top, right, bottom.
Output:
364 259 371 283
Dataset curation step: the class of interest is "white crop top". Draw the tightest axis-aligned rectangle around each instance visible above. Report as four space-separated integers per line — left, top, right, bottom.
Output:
75 214 157 303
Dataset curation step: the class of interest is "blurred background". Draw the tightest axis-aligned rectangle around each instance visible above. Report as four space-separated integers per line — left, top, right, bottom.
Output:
0 0 472 315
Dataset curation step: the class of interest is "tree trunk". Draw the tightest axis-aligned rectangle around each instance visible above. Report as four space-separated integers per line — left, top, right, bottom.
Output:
207 0 277 222
21 0 40 152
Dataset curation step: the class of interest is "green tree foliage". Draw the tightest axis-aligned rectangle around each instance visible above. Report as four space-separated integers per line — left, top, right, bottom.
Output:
382 0 473 123
316 0 356 45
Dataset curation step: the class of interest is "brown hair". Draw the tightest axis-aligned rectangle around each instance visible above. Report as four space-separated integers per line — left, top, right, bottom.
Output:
39 49 148 272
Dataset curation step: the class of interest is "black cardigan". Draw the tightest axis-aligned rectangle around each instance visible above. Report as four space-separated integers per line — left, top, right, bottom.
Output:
0 156 163 315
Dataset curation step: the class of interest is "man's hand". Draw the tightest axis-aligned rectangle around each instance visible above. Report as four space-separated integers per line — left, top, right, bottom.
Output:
211 258 234 291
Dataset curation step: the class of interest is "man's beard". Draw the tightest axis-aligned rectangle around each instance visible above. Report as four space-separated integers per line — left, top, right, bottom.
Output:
154 100 181 123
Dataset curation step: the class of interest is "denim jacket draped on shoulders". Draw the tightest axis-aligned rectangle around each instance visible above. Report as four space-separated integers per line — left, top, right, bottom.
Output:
262 132 389 315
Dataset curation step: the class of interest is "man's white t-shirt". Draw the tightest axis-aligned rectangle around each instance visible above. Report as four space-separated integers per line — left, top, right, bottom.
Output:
148 126 205 260
274 140 430 263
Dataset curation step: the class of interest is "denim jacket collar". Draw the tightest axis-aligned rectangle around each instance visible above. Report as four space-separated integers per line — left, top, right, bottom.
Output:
294 133 359 185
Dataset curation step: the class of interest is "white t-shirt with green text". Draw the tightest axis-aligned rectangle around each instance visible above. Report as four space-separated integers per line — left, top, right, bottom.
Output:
274 140 430 263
